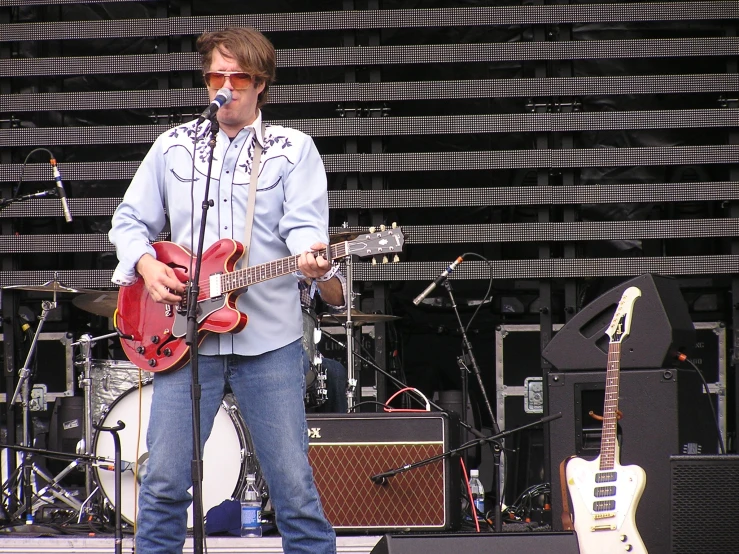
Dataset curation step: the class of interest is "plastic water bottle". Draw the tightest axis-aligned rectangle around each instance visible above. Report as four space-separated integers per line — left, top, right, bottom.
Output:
469 468 485 519
240 473 262 537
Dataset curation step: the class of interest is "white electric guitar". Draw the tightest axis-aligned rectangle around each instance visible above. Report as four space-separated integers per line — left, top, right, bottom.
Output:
565 286 648 554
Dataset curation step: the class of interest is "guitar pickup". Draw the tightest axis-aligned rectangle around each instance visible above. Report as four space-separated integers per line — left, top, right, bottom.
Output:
209 273 223 297
594 486 616 497
593 500 616 512
595 471 617 483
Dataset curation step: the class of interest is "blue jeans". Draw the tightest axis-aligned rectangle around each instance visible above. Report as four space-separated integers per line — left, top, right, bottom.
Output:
136 340 336 553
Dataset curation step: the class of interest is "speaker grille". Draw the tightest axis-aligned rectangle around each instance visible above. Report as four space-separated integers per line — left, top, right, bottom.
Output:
671 455 739 554
310 443 447 528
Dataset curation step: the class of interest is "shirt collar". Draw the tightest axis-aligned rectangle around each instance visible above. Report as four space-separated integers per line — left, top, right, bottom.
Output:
240 110 265 148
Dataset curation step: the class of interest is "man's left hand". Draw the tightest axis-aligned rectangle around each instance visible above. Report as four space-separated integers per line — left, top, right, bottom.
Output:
298 242 331 279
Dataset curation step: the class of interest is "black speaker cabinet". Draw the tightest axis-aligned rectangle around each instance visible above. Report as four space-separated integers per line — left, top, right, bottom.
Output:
671 455 739 554
370 532 579 554
542 274 695 370
548 368 719 554
306 412 460 532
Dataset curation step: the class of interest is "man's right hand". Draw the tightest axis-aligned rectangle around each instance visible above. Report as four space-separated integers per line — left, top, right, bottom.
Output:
135 253 186 304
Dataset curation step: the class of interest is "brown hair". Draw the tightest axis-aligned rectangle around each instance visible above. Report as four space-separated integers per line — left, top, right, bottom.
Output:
196 27 276 109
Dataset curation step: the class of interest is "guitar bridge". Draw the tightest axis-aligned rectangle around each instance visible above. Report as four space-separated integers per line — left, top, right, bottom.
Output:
591 524 617 531
593 513 616 520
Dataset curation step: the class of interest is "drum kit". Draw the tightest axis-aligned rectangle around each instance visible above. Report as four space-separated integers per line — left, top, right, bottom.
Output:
1 261 401 528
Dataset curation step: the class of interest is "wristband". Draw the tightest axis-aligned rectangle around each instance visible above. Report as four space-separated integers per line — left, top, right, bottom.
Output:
315 264 339 282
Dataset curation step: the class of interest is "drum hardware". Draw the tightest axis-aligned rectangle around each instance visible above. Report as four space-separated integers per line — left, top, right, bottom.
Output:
2 275 87 525
72 331 124 501
318 309 401 326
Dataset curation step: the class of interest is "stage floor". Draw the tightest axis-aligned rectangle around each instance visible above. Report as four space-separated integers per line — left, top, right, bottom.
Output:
0 535 382 553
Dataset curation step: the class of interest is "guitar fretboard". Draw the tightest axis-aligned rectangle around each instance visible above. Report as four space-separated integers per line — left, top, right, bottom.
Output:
219 242 349 293
599 341 621 471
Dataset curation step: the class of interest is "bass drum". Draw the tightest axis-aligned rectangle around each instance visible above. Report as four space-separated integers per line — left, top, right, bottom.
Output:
93 382 254 528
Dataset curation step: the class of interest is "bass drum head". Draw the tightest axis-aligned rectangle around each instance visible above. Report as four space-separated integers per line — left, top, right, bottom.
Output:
93 382 247 528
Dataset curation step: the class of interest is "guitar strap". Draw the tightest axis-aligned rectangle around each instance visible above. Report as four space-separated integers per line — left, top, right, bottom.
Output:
559 456 576 531
242 121 265 267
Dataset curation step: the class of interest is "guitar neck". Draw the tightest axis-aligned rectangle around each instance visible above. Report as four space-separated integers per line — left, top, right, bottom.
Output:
218 242 348 293
599 341 621 471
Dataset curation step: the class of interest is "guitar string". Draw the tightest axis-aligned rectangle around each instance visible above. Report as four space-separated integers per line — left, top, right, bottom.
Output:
185 243 347 299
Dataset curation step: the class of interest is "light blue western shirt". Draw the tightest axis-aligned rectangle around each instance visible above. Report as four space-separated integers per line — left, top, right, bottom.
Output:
109 111 329 356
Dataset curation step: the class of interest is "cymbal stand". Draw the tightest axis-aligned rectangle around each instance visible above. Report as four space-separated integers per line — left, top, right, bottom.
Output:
8 298 83 521
344 254 357 411
74 331 120 500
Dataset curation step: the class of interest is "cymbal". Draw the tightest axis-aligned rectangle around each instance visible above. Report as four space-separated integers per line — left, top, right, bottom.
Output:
4 279 100 294
72 291 119 318
319 309 400 325
329 231 360 244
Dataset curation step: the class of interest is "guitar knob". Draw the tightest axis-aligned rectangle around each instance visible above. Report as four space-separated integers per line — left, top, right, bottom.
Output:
163 348 172 357
136 346 145 354
624 546 632 552
148 358 157 367
620 535 627 542
151 335 160 344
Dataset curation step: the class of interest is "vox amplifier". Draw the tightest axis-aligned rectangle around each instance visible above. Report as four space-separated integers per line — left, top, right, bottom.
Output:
306 412 460 532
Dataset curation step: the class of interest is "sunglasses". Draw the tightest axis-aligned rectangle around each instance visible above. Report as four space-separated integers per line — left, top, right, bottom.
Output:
204 71 253 90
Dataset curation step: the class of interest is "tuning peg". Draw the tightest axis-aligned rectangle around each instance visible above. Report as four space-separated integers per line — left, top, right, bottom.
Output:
382 255 389 264
393 254 400 263
371 257 377 265
391 222 397 228
369 226 376 233
380 224 386 231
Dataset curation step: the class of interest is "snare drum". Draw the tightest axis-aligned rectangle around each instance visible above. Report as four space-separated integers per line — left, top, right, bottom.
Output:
89 359 152 425
93 383 251 528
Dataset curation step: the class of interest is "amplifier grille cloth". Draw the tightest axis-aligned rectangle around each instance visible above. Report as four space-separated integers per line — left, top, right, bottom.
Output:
309 443 446 528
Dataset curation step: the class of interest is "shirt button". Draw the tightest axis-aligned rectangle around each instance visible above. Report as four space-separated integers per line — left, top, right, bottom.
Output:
225 170 230 174
224 226 228 230
223 198 228 202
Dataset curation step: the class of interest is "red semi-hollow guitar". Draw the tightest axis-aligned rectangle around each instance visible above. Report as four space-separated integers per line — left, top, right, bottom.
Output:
114 226 404 373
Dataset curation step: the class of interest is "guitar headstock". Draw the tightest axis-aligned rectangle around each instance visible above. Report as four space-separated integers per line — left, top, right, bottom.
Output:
605 286 642 344
340 223 405 262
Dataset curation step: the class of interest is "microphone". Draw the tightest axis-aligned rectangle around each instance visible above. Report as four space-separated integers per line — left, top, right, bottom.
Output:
50 158 73 223
370 475 388 486
412 256 463 306
197 87 233 122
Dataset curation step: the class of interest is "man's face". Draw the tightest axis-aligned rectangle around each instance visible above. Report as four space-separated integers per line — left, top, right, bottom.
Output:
205 47 265 134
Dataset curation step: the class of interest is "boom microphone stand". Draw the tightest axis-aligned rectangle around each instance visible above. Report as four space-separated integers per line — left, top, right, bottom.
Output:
369 413 562 533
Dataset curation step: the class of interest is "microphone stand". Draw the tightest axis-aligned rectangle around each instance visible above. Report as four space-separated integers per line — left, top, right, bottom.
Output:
185 119 220 554
0 189 57 208
442 278 507 528
442 279 499 436
369 413 562 533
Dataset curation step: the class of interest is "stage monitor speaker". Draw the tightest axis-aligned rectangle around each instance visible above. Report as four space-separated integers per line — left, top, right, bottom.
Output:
306 412 460 532
542 273 695 370
670 455 739 554
548 368 719 554
370 531 579 553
